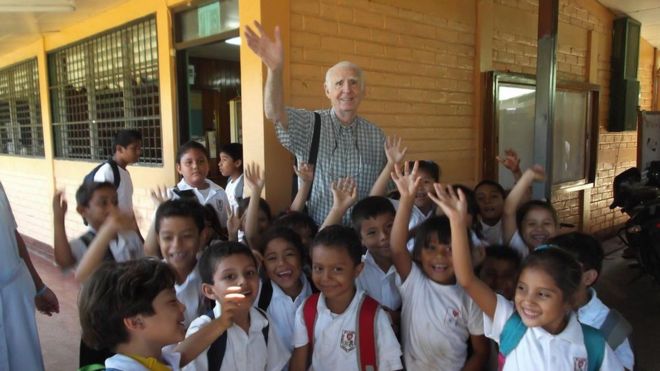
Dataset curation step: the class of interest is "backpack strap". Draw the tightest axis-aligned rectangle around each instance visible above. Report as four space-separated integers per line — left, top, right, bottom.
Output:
356 295 379 371
255 307 270 344
205 308 228 371
499 312 528 357
302 292 321 362
599 309 632 349
106 159 121 189
79 231 96 247
580 323 605 371
306 112 321 202
257 279 274 311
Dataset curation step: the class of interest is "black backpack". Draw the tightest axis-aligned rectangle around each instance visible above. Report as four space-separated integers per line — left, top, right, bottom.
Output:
84 159 121 188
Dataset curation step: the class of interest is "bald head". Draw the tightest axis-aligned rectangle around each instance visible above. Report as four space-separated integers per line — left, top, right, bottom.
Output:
325 61 365 90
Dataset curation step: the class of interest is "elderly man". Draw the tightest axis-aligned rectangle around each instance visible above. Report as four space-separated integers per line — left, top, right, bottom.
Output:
245 21 387 225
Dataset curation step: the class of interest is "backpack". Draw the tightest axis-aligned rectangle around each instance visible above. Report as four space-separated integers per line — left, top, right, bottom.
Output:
84 159 121 188
498 312 605 371
599 309 632 350
79 230 116 262
205 307 269 371
302 293 379 371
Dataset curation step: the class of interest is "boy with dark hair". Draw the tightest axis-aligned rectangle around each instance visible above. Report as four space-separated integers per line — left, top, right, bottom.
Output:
218 143 244 212
478 244 521 301
290 225 402 371
550 232 634 370
272 211 318 249
93 129 142 214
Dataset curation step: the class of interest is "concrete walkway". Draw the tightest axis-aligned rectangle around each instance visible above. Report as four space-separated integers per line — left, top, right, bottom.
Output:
29 237 660 370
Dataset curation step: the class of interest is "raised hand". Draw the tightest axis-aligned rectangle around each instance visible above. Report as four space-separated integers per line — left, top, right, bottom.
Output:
52 190 67 221
218 286 248 328
293 162 315 184
428 183 468 223
496 148 521 173
244 163 265 195
529 164 546 181
226 207 241 241
244 21 284 71
391 161 420 199
384 136 407 165
331 177 358 211
150 185 170 206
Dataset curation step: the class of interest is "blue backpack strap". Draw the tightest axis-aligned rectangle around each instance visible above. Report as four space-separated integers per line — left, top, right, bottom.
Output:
580 323 605 371
499 312 528 356
205 308 228 371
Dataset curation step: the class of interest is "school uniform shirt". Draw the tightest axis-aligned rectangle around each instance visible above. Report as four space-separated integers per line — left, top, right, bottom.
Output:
94 162 134 214
577 288 634 370
480 218 503 246
508 230 529 258
398 264 484 371
389 199 435 252
292 289 403 371
267 275 313 352
225 174 244 212
105 345 181 371
183 302 289 371
171 179 229 228
175 267 204 328
484 294 623 371
356 251 402 311
69 228 143 263
0 182 45 371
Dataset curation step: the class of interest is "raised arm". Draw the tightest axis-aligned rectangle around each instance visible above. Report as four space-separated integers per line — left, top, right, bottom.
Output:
502 165 545 244
370 136 407 196
52 190 76 269
244 21 288 129
290 162 314 212
243 163 266 250
143 186 170 258
389 162 420 281
321 177 357 229
429 184 497 318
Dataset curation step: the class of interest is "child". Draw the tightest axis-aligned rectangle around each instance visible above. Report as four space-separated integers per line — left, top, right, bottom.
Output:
478 245 521 301
390 162 489 370
502 165 558 257
290 225 402 371
257 227 314 352
432 184 623 370
93 129 142 215
272 211 318 251
79 258 242 370
184 241 290 371
154 199 208 327
172 140 230 231
218 143 244 212
550 232 634 370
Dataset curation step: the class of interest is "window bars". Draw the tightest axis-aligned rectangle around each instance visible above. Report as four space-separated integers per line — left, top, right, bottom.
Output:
0 58 44 157
48 15 162 164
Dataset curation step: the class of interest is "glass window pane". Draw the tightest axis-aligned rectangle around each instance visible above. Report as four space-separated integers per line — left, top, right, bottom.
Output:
553 91 587 183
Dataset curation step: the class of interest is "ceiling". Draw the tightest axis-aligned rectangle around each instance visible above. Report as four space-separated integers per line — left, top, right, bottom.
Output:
598 0 660 48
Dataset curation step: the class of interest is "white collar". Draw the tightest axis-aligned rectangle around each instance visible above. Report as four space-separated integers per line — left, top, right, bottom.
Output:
363 251 397 276
318 289 365 316
271 274 313 303
176 178 221 191
577 288 605 322
529 312 583 345
213 301 269 331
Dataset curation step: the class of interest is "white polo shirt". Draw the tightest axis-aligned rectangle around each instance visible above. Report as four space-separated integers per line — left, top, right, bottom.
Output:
480 218 503 246
484 294 623 371
171 179 230 228
69 229 143 263
175 266 204 328
225 174 244 212
266 275 313 352
292 290 403 371
183 303 289 371
577 288 634 370
356 251 402 311
94 162 134 214
508 230 529 258
399 264 484 371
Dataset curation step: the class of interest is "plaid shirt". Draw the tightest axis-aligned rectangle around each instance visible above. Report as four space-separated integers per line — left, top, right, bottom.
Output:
276 108 387 225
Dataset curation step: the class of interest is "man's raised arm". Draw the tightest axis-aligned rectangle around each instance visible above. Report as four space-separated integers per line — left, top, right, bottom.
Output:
245 21 289 130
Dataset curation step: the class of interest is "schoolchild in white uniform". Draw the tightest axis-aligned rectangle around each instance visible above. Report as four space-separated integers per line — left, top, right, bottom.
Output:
184 241 289 371
290 226 403 371
390 162 489 371
0 181 59 371
550 232 635 370
435 184 623 371
80 259 239 371
218 143 244 212
170 141 230 230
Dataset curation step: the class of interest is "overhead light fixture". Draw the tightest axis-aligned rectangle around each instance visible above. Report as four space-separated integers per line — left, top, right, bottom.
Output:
225 37 240 46
0 0 75 12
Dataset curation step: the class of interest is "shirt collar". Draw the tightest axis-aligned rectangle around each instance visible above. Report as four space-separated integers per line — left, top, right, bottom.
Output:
318 289 364 316
363 251 397 276
530 312 583 344
271 275 313 304
577 288 604 323
177 178 220 191
330 108 358 130
213 301 269 331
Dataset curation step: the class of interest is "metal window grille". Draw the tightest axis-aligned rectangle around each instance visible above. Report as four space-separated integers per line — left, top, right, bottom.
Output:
0 59 44 157
48 16 162 164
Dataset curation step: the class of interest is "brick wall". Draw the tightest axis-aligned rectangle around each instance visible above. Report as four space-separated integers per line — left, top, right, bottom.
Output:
639 38 655 111
0 169 52 243
289 0 477 182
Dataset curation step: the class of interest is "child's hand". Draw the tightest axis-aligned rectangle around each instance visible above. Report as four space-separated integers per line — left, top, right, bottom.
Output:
218 286 248 328
496 148 521 174
384 135 407 165
105 210 136 234
391 161 420 199
428 183 468 224
293 162 315 184
150 185 170 206
52 190 67 220
330 177 358 211
527 164 546 181
244 163 265 196
34 286 60 316
226 207 241 240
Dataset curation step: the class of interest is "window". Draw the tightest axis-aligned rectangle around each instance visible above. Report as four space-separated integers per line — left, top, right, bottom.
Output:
48 16 162 164
484 72 597 189
0 59 44 157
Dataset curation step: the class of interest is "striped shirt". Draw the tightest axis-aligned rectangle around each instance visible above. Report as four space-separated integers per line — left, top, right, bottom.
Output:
276 108 387 225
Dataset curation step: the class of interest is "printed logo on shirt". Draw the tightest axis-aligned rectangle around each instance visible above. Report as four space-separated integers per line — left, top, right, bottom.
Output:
573 357 587 371
444 307 462 326
340 330 356 353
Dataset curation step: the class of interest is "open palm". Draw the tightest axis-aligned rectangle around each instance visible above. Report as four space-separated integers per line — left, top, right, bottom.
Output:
244 21 283 71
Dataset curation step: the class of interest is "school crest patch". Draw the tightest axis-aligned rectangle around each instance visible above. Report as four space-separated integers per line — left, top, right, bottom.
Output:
340 330 356 352
573 357 587 371
444 307 462 326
